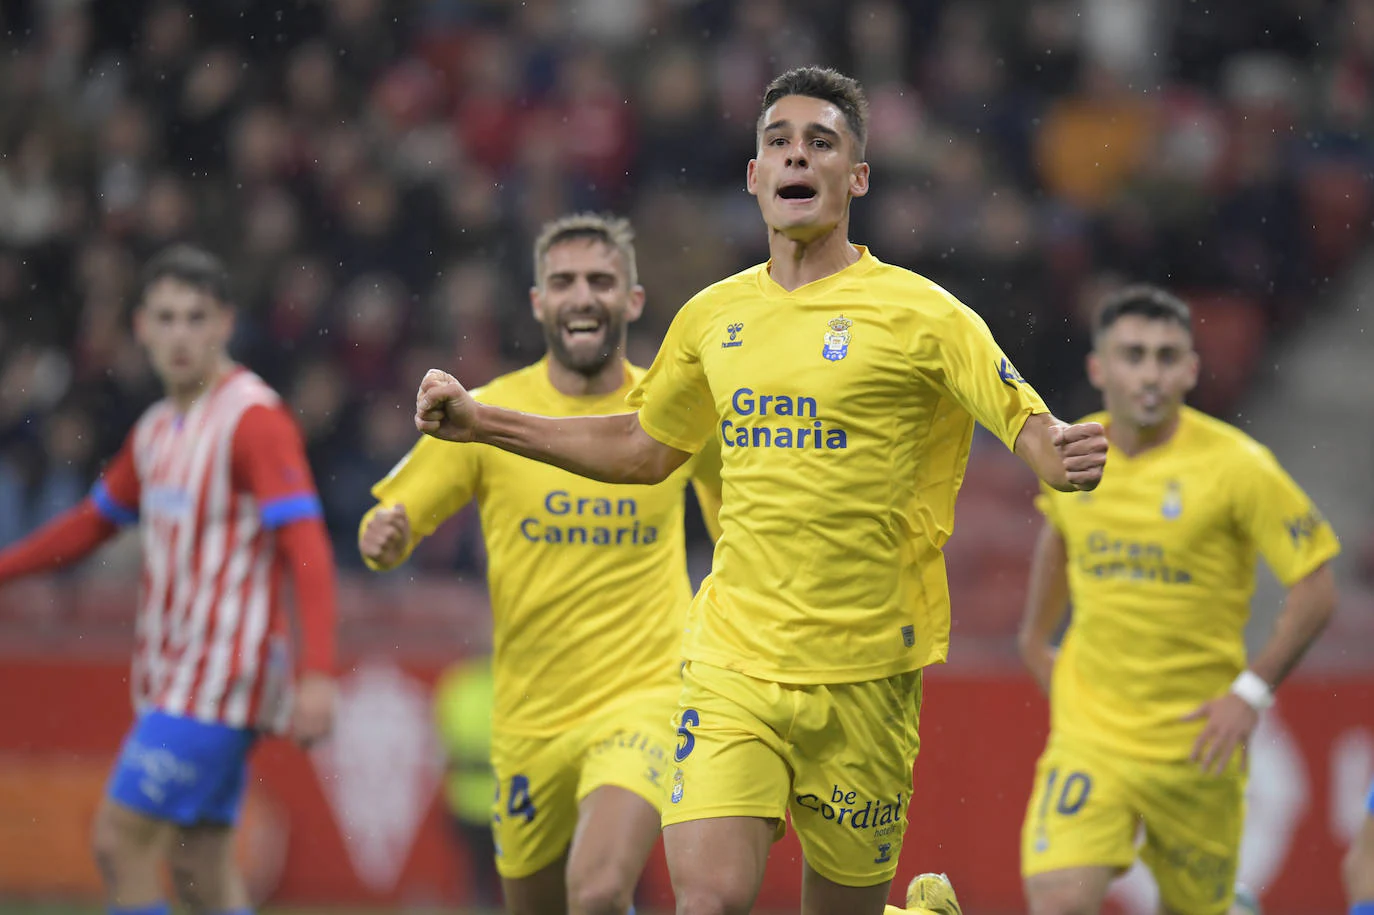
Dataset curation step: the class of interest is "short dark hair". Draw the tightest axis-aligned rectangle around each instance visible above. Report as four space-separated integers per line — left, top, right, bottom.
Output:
759 67 869 159
1094 284 1192 342
140 244 231 306
533 212 637 287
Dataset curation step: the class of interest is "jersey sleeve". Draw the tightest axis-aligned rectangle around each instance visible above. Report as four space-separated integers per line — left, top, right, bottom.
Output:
1231 444 1341 586
916 292 1049 452
90 429 141 526
231 404 323 529
626 301 717 454
370 434 481 538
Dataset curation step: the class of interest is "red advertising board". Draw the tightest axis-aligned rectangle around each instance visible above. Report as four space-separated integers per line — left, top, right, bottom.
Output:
3 655 1369 913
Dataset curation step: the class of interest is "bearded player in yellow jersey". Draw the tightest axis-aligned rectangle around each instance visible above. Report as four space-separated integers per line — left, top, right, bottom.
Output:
1017 286 1341 915
360 214 723 915
411 68 1109 915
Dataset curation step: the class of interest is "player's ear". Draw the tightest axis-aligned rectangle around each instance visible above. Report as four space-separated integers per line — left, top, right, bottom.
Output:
746 158 759 197
850 161 870 198
529 285 545 322
1183 347 1200 393
216 302 236 347
1086 350 1105 391
625 284 646 323
132 303 148 345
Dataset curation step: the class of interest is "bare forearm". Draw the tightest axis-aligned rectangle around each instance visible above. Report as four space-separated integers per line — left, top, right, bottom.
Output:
1248 563 1337 688
474 404 685 484
1015 413 1073 492
1018 526 1071 658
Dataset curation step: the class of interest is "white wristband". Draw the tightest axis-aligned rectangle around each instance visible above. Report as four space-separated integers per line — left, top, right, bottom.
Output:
1230 670 1275 711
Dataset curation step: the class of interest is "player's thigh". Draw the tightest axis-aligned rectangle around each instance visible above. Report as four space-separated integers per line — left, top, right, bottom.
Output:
104 709 258 829
1022 742 1137 883
1023 866 1118 915
787 670 922 889
91 795 175 867
664 816 777 915
491 729 580 881
663 662 795 914
503 853 568 915
565 785 662 913
1138 763 1244 915
801 860 893 915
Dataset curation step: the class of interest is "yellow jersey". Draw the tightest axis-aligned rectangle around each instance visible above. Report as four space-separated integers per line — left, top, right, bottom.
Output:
627 246 1048 683
363 359 722 737
1039 406 1341 760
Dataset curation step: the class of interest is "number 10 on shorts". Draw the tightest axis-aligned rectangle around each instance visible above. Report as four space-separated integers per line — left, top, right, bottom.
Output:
1040 767 1092 818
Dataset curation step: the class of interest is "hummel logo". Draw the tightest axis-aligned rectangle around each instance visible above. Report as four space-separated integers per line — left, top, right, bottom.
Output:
722 322 744 348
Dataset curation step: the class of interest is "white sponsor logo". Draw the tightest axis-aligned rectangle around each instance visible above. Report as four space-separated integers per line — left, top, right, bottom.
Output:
311 660 444 893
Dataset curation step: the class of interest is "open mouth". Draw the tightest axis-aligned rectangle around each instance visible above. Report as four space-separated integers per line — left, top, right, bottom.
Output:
778 182 817 201
561 317 606 342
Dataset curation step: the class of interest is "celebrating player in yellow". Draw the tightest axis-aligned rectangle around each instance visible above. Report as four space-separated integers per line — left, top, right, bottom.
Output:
1017 285 1341 915
412 68 1108 915
361 214 722 915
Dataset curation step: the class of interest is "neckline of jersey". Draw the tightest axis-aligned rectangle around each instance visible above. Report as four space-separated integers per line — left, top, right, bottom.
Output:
756 245 878 299
534 357 638 410
1108 407 1194 464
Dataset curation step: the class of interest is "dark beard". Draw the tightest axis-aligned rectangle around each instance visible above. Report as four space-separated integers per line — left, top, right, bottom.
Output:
543 313 624 376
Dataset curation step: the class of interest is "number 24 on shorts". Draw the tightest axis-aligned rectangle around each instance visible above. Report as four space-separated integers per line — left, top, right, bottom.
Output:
1040 768 1093 817
493 774 537 824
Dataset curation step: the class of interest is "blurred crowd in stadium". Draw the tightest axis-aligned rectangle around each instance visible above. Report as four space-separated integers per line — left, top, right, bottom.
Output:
2 0 1373 581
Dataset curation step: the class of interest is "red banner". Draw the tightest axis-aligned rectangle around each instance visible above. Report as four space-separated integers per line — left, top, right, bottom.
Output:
2 656 1369 912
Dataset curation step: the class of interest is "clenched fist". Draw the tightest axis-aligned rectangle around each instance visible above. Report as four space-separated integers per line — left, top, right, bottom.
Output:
415 369 478 443
1051 421 1108 491
360 504 410 569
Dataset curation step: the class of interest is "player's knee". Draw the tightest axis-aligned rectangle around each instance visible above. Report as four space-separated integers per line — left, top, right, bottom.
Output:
90 806 154 881
674 885 753 915
567 868 634 915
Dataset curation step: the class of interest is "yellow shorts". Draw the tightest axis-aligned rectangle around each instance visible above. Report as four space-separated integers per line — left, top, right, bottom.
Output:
664 660 923 887
490 687 677 879
1021 737 1246 915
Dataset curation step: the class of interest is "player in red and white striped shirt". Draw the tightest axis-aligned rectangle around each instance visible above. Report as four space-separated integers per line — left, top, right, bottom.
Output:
0 245 337 915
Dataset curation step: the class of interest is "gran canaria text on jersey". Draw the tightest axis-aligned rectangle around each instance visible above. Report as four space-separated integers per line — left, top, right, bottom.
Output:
720 387 849 450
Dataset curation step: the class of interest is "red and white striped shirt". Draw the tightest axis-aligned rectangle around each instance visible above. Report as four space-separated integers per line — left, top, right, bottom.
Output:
91 367 332 732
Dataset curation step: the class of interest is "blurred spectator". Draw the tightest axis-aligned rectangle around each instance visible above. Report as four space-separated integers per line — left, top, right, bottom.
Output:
0 0 1371 629
433 656 500 910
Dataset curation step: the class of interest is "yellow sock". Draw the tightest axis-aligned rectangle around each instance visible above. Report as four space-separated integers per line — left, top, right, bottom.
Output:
885 907 939 915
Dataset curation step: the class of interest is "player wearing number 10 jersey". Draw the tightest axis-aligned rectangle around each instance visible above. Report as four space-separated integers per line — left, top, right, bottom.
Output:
1018 286 1340 915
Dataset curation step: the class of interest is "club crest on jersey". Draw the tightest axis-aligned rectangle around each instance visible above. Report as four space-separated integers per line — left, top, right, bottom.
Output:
722 322 744 348
822 315 853 361
1162 480 1183 520
671 768 684 804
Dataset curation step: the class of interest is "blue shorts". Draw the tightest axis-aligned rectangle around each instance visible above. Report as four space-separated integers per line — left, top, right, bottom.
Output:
106 710 258 826
1367 777 1374 815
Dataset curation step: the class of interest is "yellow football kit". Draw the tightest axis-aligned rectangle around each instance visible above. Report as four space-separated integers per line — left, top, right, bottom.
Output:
627 247 1049 885
1021 407 1341 913
363 359 721 878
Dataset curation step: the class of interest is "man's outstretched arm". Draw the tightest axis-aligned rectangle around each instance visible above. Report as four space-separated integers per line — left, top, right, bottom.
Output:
415 369 693 485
